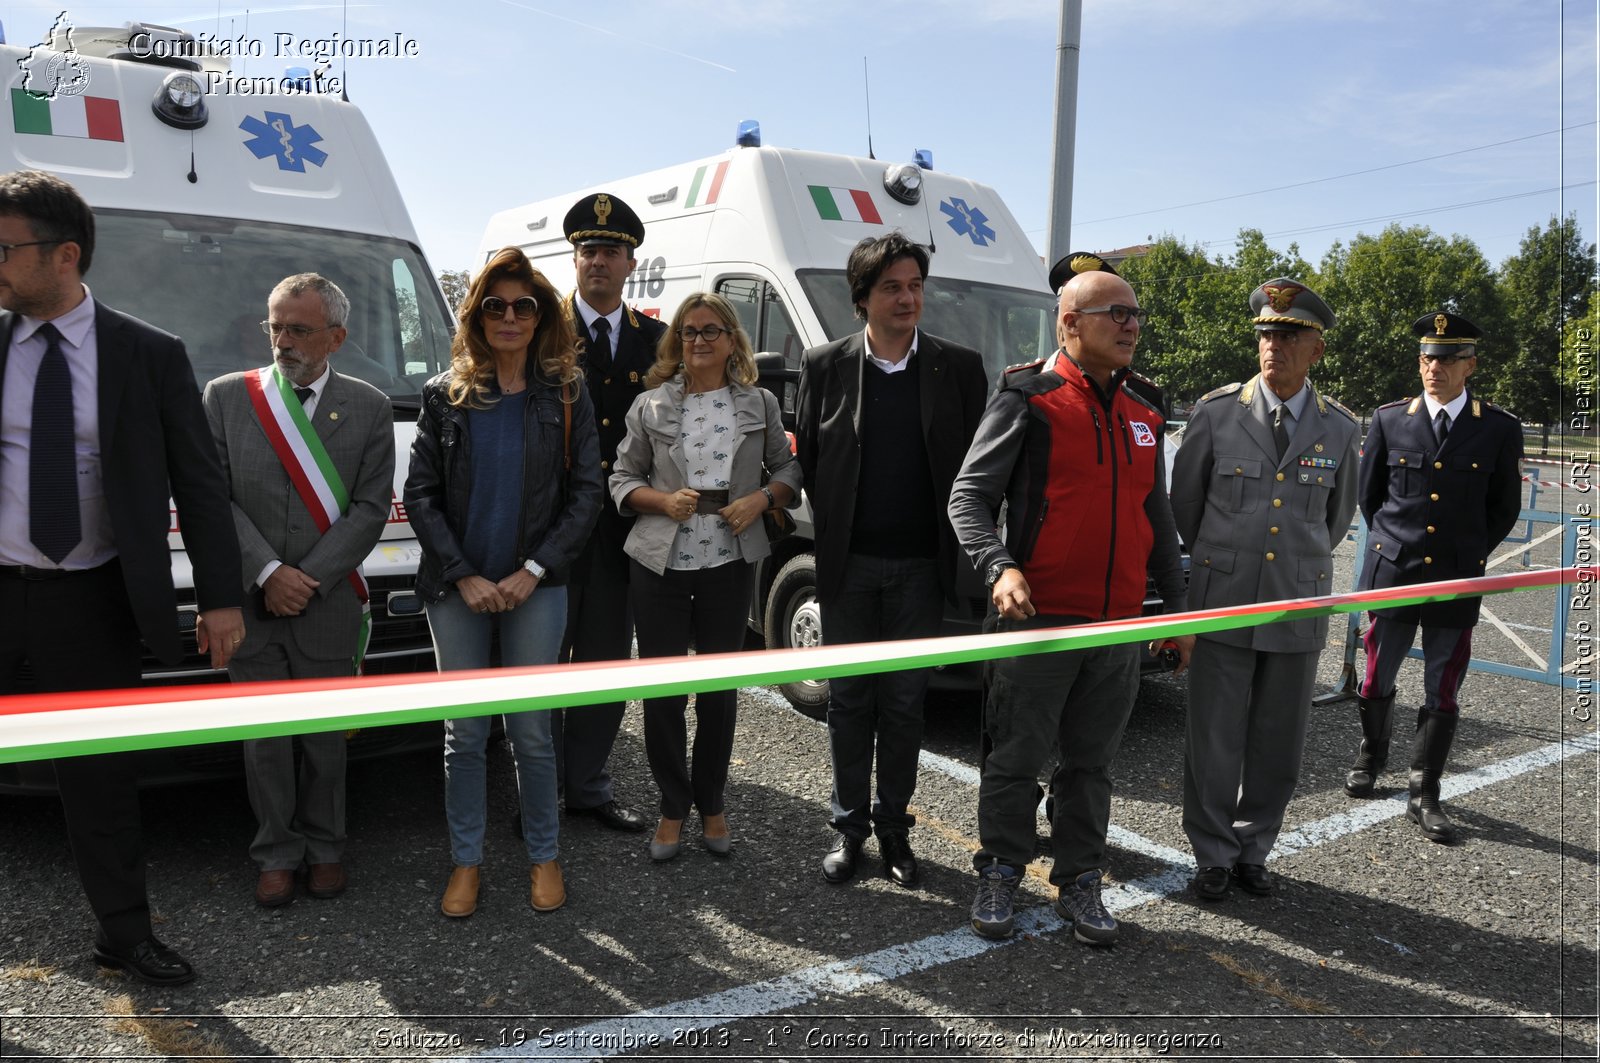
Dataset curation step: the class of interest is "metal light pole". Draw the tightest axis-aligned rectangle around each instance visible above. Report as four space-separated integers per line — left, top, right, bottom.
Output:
1046 0 1082 273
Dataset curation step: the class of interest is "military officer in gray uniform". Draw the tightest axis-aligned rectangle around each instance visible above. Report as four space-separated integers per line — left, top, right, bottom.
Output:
1346 311 1523 844
1171 278 1359 901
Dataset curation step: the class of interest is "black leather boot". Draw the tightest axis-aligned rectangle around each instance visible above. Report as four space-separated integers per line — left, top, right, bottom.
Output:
1406 707 1459 844
1344 693 1396 797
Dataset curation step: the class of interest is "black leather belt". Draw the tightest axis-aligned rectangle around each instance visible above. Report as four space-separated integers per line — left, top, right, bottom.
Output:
0 563 93 580
693 490 731 515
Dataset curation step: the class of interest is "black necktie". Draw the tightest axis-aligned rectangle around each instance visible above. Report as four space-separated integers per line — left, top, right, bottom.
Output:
1272 403 1291 459
294 386 313 406
29 322 81 564
1434 409 1451 446
589 317 612 373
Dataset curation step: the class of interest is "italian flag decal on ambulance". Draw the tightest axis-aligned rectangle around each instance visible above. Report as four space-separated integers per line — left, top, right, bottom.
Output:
808 185 883 224
684 161 728 207
10 88 124 141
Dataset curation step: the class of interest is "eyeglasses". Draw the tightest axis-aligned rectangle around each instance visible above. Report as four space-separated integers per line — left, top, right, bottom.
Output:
480 296 538 320
0 239 60 263
1074 304 1149 325
261 321 333 340
678 325 731 343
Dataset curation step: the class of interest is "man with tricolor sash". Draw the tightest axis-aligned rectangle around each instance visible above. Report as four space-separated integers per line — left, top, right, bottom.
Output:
203 274 394 909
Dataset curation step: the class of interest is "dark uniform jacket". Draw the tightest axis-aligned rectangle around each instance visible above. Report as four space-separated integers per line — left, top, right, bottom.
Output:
566 293 667 582
1356 389 1523 627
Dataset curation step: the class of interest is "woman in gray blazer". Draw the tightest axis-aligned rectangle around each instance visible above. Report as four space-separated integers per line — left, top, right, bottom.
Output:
609 292 801 861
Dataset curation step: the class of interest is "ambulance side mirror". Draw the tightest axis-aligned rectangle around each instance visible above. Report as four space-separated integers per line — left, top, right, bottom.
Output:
754 351 799 429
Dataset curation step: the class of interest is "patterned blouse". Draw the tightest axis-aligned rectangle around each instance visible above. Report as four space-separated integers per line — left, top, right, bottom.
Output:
669 387 742 571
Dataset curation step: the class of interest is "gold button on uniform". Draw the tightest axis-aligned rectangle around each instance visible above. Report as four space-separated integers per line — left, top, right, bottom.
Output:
1472 462 1480 469
1275 472 1286 482
1427 525 1436 534
1425 556 1433 564
602 418 611 427
1430 492 1440 501
1234 466 1243 474
1316 475 1325 483
1265 552 1276 561
1433 461 1443 470
1270 526 1279 535
1399 457 1407 465
601 460 610 470
1273 498 1283 508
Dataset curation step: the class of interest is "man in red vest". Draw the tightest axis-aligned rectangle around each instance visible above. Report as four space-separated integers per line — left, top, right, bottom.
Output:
948 253 1191 945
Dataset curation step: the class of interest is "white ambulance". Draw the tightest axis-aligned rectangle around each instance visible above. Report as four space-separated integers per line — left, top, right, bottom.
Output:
478 129 1060 714
0 19 451 787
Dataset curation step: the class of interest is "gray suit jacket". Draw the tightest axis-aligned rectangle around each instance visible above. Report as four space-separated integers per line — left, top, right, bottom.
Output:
1170 374 1359 652
203 369 395 662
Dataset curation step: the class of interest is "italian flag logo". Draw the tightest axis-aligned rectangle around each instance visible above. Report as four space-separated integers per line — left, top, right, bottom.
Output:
685 161 728 207
808 185 883 224
11 89 124 141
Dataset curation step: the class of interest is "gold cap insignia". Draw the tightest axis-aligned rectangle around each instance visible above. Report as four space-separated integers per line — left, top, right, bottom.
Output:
1070 253 1104 274
594 194 613 227
1434 313 1449 336
1264 282 1302 313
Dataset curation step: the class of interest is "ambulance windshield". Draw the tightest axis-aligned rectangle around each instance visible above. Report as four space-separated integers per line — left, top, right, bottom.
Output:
796 270 1057 381
88 209 453 402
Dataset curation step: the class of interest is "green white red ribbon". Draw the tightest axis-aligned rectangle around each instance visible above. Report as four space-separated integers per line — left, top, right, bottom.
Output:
0 566 1585 764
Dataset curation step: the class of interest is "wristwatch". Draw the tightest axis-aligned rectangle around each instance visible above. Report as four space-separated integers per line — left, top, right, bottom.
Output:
761 486 776 508
984 562 1017 589
523 558 547 580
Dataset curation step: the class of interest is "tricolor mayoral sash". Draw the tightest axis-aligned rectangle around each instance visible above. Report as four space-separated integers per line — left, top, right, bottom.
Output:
244 367 371 672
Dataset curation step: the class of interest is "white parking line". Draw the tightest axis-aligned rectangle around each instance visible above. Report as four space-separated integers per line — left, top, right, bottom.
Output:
469 690 1598 1060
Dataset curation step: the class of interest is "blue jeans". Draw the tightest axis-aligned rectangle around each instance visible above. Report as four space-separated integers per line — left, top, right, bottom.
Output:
427 585 567 866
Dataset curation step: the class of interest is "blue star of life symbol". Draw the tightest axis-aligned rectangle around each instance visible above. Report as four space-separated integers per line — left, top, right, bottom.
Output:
939 197 997 247
240 111 328 172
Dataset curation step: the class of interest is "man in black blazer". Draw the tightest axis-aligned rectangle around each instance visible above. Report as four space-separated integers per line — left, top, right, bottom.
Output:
796 231 987 886
1348 311 1523 843
555 193 666 833
0 171 244 985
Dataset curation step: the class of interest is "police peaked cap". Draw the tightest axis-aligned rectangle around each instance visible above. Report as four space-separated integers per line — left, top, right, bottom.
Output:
1413 310 1481 357
564 192 645 250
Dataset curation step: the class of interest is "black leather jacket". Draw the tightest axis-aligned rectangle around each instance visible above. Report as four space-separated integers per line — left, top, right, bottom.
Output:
404 369 603 601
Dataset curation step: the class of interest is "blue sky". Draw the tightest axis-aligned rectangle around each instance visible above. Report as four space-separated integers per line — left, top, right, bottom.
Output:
8 2 1596 277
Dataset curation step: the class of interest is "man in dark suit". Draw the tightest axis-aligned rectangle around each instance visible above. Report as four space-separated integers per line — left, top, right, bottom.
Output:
0 170 244 985
1348 311 1523 843
555 193 665 833
796 231 987 887
204 274 395 906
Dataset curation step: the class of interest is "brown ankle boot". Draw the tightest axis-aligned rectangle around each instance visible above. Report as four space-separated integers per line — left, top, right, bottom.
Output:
530 859 565 912
441 866 479 918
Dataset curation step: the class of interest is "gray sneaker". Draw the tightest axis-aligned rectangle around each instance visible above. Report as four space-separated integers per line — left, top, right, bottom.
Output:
1056 868 1118 945
971 860 1020 939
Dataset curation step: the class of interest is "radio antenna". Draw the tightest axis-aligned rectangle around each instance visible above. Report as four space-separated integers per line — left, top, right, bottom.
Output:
863 57 875 159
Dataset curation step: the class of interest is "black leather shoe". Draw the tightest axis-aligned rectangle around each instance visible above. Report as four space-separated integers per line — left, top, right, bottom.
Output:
821 833 864 884
1231 862 1273 896
878 833 919 888
93 937 195 986
569 799 648 833
1192 866 1231 902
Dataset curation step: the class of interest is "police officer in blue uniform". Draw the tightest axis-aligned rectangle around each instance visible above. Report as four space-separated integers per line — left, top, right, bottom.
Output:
1347 311 1523 844
555 193 666 832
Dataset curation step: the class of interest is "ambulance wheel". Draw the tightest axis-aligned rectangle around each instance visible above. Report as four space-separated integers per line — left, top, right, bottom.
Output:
764 553 830 720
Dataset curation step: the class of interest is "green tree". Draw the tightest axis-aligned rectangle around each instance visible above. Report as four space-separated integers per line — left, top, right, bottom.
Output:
1317 224 1503 414
1496 214 1597 423
438 269 471 318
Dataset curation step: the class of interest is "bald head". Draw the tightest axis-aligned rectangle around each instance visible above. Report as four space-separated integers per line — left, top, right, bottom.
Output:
1058 271 1143 387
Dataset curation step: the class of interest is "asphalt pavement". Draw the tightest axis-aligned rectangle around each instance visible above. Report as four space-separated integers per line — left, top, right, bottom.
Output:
1 509 1596 1061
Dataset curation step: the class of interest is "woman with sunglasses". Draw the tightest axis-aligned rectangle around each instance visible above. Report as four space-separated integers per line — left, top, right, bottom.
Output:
609 292 801 860
404 247 602 917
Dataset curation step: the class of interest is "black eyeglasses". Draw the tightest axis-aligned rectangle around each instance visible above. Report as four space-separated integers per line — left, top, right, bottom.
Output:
481 296 538 320
678 325 730 343
261 321 333 340
0 239 60 263
1074 304 1149 325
